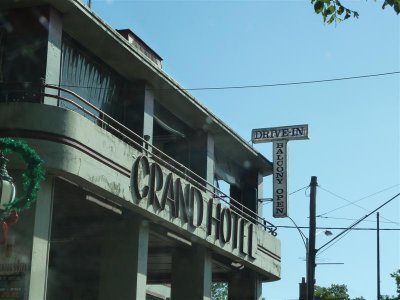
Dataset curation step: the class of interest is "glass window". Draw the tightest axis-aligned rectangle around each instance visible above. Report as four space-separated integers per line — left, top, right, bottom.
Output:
60 35 127 123
0 170 35 300
0 8 47 103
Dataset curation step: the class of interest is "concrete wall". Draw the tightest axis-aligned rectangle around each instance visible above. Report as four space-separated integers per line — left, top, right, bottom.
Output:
0 103 281 280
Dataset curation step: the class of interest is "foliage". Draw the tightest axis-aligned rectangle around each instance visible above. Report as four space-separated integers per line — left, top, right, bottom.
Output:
391 269 400 297
311 0 400 24
210 270 400 300
315 284 350 300
212 282 228 300
380 296 397 300
380 270 400 300
316 271 400 300
0 138 45 221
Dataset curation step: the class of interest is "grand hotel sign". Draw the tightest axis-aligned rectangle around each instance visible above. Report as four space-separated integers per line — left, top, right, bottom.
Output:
130 155 256 259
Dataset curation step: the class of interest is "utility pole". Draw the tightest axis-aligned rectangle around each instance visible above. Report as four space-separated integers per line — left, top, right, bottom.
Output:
307 176 317 300
313 193 400 300
88 0 92 8
377 212 381 300
299 277 307 300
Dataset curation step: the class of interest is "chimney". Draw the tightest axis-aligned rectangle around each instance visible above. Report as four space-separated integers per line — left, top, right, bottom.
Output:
117 29 163 68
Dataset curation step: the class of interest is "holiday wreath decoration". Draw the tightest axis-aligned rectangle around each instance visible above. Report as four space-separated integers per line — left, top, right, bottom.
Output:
0 137 45 244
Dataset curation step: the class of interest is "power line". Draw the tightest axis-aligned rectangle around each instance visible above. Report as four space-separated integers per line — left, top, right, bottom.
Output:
316 192 400 253
317 215 396 224
317 227 353 256
315 217 360 256
289 185 309 195
279 192 400 234
8 71 399 92
65 70 400 91
318 186 399 226
276 225 400 231
318 184 400 217
261 185 308 205
178 71 400 91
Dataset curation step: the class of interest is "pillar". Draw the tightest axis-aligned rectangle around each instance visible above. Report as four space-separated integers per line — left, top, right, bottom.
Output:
98 217 149 300
257 172 263 219
143 84 154 150
43 8 62 106
189 131 212 181
28 176 54 300
242 171 258 214
171 245 212 300
230 184 242 206
228 270 262 300
206 133 215 186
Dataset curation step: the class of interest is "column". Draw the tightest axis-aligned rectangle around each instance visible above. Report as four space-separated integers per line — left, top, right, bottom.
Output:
44 8 62 106
257 172 263 220
28 176 54 300
242 171 258 214
143 84 154 150
228 270 262 300
171 245 212 300
189 131 213 183
206 133 215 186
98 217 149 300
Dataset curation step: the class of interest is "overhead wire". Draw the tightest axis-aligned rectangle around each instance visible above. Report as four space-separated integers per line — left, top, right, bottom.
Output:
274 191 400 259
275 225 400 231
316 227 353 256
315 192 400 254
317 185 399 226
289 185 309 195
175 71 400 91
6 71 399 92
317 215 396 224
316 217 361 257
317 183 400 217
261 185 308 205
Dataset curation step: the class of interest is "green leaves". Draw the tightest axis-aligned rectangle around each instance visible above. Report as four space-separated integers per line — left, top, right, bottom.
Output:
382 0 400 14
311 0 399 25
327 15 335 24
311 0 355 24
314 1 324 13
315 284 350 300
315 272 400 300
322 5 336 22
390 269 400 297
326 5 336 15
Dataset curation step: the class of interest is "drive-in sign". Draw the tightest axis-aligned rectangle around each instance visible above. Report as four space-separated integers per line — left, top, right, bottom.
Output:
252 124 308 144
251 124 309 218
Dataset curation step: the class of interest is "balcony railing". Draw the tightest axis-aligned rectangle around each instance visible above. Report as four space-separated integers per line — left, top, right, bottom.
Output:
0 81 278 236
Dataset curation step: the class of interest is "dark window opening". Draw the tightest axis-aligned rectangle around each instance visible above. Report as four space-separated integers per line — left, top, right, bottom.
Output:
0 7 48 103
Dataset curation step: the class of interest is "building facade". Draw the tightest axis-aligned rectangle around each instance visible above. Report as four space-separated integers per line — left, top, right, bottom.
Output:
0 1 281 299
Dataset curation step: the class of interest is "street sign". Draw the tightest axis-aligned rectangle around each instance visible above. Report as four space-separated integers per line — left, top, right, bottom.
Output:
251 124 309 144
251 124 309 218
273 141 287 217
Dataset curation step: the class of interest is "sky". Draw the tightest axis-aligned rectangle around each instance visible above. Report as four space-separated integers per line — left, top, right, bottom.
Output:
90 1 399 299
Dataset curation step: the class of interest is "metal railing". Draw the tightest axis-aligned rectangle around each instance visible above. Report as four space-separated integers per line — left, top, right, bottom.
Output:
2 81 278 236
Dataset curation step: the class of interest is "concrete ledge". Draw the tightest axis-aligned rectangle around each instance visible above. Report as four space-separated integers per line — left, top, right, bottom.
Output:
0 102 281 281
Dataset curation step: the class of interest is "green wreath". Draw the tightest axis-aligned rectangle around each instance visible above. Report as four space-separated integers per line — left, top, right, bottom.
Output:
0 138 45 215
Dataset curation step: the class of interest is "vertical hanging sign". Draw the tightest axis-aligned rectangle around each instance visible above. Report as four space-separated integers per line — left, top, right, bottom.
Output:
272 141 288 217
251 124 309 218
